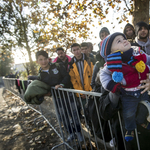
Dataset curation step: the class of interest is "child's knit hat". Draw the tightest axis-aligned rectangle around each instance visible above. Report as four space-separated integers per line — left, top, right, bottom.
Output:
100 32 126 59
135 21 149 36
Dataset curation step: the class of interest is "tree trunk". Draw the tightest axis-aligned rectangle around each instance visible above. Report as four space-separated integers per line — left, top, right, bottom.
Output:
132 0 149 26
26 47 36 75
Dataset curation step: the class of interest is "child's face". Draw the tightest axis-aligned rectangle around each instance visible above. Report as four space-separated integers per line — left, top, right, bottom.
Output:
111 35 131 53
36 55 49 70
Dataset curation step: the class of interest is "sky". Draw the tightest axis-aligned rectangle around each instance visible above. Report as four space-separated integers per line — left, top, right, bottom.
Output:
13 1 132 64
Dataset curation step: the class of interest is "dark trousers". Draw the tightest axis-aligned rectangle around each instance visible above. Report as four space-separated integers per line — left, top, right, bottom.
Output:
121 90 149 131
55 93 81 134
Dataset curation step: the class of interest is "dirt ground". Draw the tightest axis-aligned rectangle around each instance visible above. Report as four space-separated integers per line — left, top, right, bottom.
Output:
0 87 106 150
0 87 62 150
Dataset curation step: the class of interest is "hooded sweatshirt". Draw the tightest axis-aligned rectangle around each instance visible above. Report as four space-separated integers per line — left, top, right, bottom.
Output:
135 37 150 55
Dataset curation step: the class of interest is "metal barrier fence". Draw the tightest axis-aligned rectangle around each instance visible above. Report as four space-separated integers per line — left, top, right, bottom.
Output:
2 77 143 150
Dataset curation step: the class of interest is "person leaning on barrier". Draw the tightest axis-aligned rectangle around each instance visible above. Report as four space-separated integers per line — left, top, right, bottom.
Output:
69 43 94 106
24 50 83 143
24 50 70 104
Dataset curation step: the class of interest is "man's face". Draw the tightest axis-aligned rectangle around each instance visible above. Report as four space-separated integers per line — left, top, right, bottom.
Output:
138 26 149 39
81 46 89 56
111 35 131 54
125 27 134 38
100 31 109 40
57 50 66 61
71 46 82 59
36 55 49 70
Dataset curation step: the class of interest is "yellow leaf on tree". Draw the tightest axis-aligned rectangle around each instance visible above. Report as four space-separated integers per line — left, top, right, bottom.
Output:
112 4 115 8
98 22 101 25
33 30 39 33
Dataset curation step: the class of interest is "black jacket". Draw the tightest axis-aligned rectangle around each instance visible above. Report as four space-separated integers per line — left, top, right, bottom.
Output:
37 63 70 88
99 87 150 150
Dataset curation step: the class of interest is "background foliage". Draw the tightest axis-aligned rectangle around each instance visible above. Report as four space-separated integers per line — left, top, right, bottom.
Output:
0 0 149 76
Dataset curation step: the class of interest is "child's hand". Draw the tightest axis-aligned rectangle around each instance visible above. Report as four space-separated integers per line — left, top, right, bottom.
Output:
55 84 63 89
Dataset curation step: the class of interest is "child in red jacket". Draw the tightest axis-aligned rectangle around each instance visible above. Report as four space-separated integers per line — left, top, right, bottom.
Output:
100 32 150 142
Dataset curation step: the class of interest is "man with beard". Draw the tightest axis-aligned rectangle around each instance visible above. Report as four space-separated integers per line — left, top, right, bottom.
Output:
135 21 150 54
53 47 72 72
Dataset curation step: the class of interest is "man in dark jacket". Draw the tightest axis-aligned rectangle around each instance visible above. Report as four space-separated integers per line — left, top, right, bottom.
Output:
53 47 72 72
98 87 150 150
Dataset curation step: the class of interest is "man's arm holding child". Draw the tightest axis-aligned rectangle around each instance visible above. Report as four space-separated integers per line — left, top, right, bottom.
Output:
138 73 150 94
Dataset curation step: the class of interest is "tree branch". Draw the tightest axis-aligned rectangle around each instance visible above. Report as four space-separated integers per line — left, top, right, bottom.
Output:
123 0 133 15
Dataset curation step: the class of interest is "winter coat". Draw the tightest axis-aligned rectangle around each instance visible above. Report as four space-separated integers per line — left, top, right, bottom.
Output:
69 54 93 96
24 80 51 105
99 87 150 150
91 60 105 90
52 55 72 72
100 49 150 92
37 63 70 88
135 37 150 55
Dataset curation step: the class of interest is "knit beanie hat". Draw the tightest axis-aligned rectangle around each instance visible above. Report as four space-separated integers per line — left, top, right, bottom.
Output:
135 21 149 36
99 27 110 39
123 23 135 37
100 32 126 59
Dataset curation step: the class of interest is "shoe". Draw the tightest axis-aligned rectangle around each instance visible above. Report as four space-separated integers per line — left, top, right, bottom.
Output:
125 131 134 142
109 138 115 147
67 133 75 142
76 132 83 142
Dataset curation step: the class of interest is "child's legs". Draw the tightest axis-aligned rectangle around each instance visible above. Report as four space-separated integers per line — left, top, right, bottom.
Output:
121 93 141 131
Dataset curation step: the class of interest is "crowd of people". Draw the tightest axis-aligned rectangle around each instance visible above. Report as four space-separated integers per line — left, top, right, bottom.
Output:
24 21 150 149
